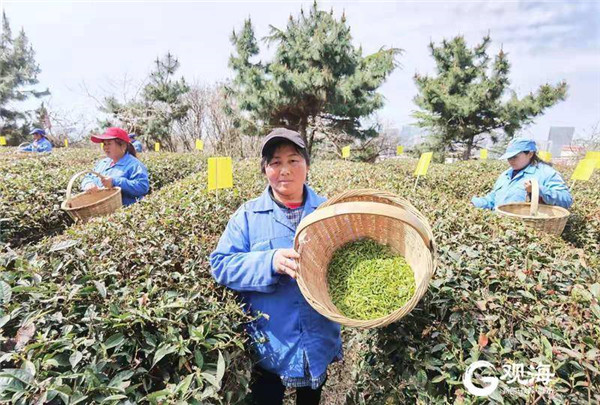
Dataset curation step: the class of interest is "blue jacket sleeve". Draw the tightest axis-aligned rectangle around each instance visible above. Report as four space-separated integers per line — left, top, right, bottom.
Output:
210 211 281 293
112 164 149 197
20 144 34 152
81 161 103 191
539 170 573 209
37 140 52 152
471 175 503 210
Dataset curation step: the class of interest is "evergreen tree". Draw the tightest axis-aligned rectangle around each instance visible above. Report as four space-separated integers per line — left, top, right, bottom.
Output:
100 52 189 151
228 2 401 155
0 12 49 142
413 35 567 159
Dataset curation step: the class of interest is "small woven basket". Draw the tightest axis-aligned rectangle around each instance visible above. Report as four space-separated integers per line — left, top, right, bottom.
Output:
294 189 436 329
496 178 570 236
61 170 122 223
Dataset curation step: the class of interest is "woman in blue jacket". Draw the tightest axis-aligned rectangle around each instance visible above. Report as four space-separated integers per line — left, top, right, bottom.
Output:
210 128 341 405
472 138 572 210
129 133 143 153
81 127 149 206
19 128 53 153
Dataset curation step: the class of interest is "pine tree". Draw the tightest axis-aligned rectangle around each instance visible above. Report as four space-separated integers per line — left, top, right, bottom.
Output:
413 35 567 159
0 12 49 142
100 52 189 151
228 2 401 155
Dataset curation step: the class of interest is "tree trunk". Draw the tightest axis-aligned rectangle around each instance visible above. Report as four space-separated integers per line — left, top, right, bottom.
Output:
298 115 310 155
463 137 474 160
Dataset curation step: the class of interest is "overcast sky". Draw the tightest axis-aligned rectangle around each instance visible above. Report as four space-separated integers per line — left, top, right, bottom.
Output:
2 0 599 141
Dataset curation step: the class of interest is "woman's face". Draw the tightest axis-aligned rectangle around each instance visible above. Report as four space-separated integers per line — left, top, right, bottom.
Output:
265 144 308 201
103 139 126 161
508 151 533 171
33 134 42 142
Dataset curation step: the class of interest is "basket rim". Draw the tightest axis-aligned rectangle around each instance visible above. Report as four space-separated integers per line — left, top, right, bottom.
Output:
296 200 433 249
496 202 570 220
61 187 122 212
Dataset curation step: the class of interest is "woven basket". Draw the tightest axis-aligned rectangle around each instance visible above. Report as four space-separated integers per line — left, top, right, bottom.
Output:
496 178 570 236
61 170 122 223
294 189 436 329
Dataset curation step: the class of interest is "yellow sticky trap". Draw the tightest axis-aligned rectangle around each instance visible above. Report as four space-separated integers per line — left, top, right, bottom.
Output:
538 151 552 162
414 152 433 176
480 149 488 160
64 139 69 148
100 142 104 150
396 146 404 155
154 142 160 152
571 159 597 181
207 157 233 191
196 139 204 151
585 151 600 168
0 136 6 146
342 146 350 158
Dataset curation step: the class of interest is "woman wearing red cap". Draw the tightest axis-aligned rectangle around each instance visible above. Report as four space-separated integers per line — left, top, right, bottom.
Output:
81 127 149 206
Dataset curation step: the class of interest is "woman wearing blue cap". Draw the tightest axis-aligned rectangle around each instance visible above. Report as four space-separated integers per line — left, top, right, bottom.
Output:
472 138 572 210
18 128 53 153
210 128 341 405
129 133 143 153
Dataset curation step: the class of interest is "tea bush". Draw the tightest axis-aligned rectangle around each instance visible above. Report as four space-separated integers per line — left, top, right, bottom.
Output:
1 152 205 247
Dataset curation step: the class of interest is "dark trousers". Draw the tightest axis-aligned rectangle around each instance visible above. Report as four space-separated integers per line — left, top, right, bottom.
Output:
248 366 325 405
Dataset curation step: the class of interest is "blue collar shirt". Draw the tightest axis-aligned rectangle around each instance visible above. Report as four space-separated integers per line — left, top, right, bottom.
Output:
80 152 149 206
472 163 573 210
20 137 53 153
209 185 342 382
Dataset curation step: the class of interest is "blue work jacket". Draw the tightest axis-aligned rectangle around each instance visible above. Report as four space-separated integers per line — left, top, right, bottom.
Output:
81 152 149 206
209 185 342 379
132 140 143 153
20 137 53 153
472 163 573 210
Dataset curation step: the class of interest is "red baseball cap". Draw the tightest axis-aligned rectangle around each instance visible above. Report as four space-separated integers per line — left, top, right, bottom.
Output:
91 127 131 144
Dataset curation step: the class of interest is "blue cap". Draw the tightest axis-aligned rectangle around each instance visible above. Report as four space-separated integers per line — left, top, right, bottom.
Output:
30 128 46 136
500 138 537 160
128 133 137 138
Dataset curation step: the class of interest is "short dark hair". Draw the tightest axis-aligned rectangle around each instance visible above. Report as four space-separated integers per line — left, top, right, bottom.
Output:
260 139 310 174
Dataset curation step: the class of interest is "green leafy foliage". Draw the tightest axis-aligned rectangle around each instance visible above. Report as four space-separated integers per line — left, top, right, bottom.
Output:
0 160 268 404
309 159 599 404
0 150 204 247
0 152 598 404
413 35 567 159
228 3 400 154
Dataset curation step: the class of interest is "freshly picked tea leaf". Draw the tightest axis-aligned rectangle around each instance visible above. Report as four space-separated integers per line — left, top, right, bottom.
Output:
327 238 415 320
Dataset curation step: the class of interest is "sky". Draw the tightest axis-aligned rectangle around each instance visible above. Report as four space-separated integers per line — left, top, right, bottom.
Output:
1 0 599 142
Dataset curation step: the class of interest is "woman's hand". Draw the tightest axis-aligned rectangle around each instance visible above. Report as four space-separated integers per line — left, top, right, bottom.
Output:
101 176 113 188
273 248 300 279
524 180 532 194
85 185 100 193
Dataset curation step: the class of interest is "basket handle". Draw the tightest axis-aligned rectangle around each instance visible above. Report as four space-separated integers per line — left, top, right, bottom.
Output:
295 201 433 250
529 178 539 216
66 170 105 201
15 142 31 152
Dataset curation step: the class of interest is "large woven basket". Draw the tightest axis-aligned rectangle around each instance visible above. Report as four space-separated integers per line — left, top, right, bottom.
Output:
294 189 436 329
496 178 570 235
61 170 122 223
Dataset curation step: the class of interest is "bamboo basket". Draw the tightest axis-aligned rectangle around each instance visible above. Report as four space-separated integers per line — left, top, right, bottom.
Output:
61 171 122 223
294 189 436 329
496 178 570 236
